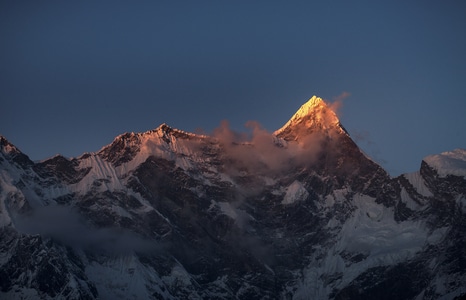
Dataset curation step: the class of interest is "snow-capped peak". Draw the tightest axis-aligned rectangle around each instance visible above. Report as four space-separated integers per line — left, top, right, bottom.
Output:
0 135 22 155
423 149 466 177
142 123 207 140
274 96 342 138
290 96 328 120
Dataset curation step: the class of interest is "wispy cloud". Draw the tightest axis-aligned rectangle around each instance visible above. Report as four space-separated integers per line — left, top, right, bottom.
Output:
328 91 350 117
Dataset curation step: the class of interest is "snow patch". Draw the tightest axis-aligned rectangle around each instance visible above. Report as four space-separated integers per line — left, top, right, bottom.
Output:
456 196 466 214
73 155 125 193
111 205 132 219
323 188 349 208
403 171 433 197
210 200 254 228
217 202 239 220
261 176 276 186
282 180 309 205
427 227 448 244
400 188 422 210
296 193 435 299
0 165 36 226
339 194 426 256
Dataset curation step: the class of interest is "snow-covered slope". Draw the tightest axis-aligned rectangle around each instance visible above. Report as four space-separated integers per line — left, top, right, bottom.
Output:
423 149 466 177
1 97 465 299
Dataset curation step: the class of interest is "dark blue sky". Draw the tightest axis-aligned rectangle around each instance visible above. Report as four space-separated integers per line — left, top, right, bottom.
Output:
1 1 465 176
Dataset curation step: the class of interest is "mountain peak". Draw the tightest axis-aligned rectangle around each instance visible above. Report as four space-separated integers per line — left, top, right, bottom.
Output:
0 136 34 167
148 123 208 140
274 96 342 139
1 135 20 155
293 95 327 118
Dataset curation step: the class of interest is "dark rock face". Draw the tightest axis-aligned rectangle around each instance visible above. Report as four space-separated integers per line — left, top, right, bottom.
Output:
0 227 97 299
0 136 34 168
99 132 141 167
333 262 430 300
420 160 466 198
35 155 91 184
0 99 465 299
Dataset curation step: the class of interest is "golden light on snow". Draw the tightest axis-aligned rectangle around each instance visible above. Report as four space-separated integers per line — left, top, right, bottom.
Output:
274 96 341 136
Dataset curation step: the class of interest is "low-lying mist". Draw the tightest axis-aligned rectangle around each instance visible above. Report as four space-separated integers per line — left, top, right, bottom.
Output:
13 206 160 255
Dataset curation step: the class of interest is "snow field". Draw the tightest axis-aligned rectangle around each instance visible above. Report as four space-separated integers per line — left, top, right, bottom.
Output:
424 149 466 177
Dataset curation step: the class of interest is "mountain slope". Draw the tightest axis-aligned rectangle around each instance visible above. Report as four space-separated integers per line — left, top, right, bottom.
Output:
1 97 465 299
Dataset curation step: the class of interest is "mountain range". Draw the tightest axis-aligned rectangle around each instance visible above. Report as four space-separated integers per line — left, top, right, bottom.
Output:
1 96 465 299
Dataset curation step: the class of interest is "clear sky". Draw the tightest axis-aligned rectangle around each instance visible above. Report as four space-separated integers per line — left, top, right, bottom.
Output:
1 1 465 176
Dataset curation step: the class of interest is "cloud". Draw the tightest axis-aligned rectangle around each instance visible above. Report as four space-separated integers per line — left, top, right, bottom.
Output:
212 121 289 174
13 206 159 255
210 117 342 178
211 120 294 176
332 91 351 103
328 91 350 117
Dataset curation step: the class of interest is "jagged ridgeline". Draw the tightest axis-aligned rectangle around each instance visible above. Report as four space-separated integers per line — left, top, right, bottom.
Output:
1 96 465 299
